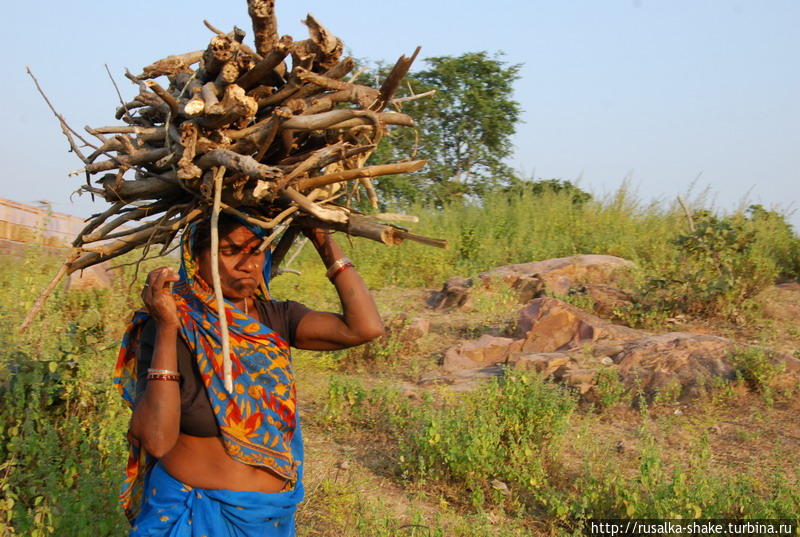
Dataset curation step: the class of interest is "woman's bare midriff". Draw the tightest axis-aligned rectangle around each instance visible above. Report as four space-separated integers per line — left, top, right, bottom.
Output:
160 433 290 493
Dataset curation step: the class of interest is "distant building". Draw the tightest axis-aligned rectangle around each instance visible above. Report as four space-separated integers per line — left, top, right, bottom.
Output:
0 198 86 254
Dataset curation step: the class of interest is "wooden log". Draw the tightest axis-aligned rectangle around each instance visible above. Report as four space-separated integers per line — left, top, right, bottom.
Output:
72 201 126 247
91 202 191 242
19 256 76 333
294 160 426 191
78 199 176 244
209 166 234 392
171 73 204 96
215 61 241 87
257 57 357 109
195 148 282 181
84 147 171 174
301 14 342 70
296 214 447 249
275 142 346 189
80 208 202 257
184 95 205 116
371 213 420 223
236 37 291 90
298 111 414 131
200 84 258 129
295 67 350 91
145 80 180 117
177 122 201 180
89 126 163 136
201 81 221 109
115 100 146 120
281 187 347 223
201 34 237 80
374 46 421 111
202 19 262 61
280 109 360 131
99 176 183 202
248 0 279 56
138 51 203 79
134 90 172 117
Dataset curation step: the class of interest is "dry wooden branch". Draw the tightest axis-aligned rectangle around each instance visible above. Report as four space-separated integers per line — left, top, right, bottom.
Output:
209 166 234 392
26 67 91 164
374 46 421 111
138 51 203 79
236 37 291 90
294 160 426 191
248 0 279 56
146 81 181 117
195 148 282 181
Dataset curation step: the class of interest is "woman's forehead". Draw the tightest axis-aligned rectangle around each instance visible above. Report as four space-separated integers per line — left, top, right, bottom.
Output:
220 225 261 246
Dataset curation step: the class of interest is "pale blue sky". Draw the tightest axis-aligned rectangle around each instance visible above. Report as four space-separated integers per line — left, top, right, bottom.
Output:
4 1 798 230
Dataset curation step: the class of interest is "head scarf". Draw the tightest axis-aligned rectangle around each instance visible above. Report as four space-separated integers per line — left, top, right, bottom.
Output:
114 213 304 524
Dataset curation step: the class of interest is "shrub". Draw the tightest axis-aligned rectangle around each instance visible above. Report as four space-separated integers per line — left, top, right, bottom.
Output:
630 211 777 322
397 372 577 507
729 347 786 405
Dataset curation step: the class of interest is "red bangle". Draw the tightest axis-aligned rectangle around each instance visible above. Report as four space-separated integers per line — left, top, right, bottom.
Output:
328 262 354 282
147 372 181 382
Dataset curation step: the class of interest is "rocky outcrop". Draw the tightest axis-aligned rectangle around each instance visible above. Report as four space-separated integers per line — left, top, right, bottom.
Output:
613 332 737 400
442 335 522 372
427 276 473 310
516 298 643 352
422 258 800 405
436 296 800 404
428 254 635 310
478 254 635 296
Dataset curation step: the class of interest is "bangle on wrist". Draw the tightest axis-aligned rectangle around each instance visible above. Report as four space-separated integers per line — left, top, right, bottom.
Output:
147 368 179 375
147 368 180 381
326 257 355 282
147 372 181 382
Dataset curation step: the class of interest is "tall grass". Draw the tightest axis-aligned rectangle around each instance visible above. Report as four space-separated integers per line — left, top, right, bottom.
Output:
272 184 797 323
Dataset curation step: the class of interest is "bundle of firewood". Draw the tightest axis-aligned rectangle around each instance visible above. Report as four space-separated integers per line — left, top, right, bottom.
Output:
21 0 444 331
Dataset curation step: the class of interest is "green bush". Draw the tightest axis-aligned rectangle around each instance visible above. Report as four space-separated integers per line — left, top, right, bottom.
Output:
396 372 576 508
729 347 787 405
0 248 145 536
746 204 800 281
629 211 777 322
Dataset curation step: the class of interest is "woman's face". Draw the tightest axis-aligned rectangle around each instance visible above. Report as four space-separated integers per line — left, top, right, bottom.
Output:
196 225 265 299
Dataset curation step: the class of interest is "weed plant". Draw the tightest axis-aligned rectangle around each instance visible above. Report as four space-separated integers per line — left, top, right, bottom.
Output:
322 373 799 528
0 248 165 536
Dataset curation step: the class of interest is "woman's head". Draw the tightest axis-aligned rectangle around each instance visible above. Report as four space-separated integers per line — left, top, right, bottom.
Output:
191 212 268 300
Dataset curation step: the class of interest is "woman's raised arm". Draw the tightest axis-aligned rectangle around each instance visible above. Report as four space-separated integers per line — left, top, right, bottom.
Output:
130 267 182 458
293 229 385 351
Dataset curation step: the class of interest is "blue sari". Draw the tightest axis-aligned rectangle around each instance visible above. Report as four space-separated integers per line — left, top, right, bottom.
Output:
130 461 299 537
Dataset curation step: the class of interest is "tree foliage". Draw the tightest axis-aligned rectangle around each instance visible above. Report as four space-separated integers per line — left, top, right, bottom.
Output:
369 51 522 208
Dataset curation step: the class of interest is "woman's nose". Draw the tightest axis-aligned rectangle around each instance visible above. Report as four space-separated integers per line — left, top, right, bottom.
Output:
238 252 260 271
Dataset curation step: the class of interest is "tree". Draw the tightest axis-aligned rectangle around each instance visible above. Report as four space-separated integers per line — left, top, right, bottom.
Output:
370 51 522 208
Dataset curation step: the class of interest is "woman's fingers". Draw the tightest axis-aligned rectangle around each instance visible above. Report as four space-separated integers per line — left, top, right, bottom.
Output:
142 268 180 326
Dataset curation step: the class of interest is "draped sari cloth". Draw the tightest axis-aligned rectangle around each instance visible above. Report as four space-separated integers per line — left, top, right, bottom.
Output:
114 215 304 535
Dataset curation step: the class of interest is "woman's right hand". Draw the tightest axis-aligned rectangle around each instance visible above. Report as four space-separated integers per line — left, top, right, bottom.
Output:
142 267 180 328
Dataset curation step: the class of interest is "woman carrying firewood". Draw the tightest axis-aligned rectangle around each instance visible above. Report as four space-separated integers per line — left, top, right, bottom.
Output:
114 211 383 536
